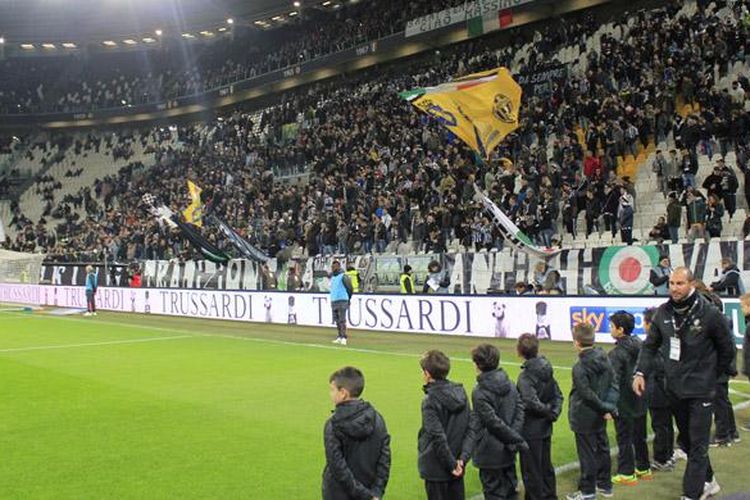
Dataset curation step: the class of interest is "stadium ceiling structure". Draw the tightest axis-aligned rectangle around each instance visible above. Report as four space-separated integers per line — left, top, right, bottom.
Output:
0 0 321 43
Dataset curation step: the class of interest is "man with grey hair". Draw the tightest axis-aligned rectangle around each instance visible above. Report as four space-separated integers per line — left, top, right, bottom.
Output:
633 267 736 500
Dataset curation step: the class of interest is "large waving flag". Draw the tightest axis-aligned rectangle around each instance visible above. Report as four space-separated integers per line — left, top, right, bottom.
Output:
183 180 204 227
400 67 521 158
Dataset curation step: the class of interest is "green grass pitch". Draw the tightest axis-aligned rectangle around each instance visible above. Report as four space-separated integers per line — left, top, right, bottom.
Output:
0 308 748 499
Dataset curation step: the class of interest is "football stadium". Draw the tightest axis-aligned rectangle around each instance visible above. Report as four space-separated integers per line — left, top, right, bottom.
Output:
1 0 749 498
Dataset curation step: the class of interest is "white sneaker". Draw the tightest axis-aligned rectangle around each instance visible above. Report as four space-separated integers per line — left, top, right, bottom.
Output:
700 478 721 500
673 448 688 461
340 338 347 346
83 312 92 317
92 312 97 316
332 338 341 344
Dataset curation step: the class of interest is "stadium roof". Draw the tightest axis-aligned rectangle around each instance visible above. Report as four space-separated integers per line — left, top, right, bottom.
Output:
0 0 297 42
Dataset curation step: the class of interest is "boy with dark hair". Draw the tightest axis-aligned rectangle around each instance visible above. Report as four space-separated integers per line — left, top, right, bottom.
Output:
470 343 527 499
323 366 391 500
516 333 563 500
643 308 676 471
566 323 619 500
418 350 475 500
608 311 651 485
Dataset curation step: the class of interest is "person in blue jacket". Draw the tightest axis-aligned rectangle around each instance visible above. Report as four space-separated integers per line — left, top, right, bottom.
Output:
84 265 99 317
330 260 353 345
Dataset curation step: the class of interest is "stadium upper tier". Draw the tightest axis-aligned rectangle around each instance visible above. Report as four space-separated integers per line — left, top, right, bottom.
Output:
0 0 492 116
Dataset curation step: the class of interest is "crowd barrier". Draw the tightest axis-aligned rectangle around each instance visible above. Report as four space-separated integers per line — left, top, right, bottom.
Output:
1 283 744 347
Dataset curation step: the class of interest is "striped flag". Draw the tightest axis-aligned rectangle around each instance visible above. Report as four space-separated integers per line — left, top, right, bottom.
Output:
467 9 512 38
475 185 560 258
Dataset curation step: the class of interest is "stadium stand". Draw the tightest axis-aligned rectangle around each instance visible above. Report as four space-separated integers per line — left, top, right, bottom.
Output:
2 0 750 262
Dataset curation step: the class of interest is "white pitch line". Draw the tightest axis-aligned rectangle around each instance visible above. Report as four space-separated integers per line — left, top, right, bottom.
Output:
1 311 575 370
0 335 193 353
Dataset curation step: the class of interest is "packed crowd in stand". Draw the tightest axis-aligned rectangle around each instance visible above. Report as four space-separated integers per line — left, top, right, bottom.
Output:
3 0 750 267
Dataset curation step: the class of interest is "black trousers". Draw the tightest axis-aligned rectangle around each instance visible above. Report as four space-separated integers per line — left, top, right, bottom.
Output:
520 437 556 500
425 478 464 500
86 290 96 312
614 415 650 474
331 302 348 339
671 397 714 499
479 466 518 500
649 405 675 463
574 430 611 495
713 381 737 439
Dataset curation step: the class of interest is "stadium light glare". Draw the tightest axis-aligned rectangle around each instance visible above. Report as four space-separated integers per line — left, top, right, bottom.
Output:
0 37 4 45
155 29 163 36
181 33 195 39
42 43 56 49
272 15 283 21
227 18 234 24
322 0 331 5
142 37 156 43
293 1 301 6
102 40 117 47
61 42 77 48
200 31 215 37
217 27 227 32
289 11 298 16
20 43 34 50
123 39 137 45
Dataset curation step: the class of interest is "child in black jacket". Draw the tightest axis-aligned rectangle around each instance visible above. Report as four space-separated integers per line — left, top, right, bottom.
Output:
608 311 651 484
516 333 563 500
418 350 475 500
470 343 527 500
323 367 391 500
567 323 619 500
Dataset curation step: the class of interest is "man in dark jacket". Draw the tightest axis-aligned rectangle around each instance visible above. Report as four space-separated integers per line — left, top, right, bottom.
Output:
470 343 526 500
418 350 475 500
323 366 391 500
709 258 744 297
608 311 650 484
516 334 563 500
634 267 736 500
643 308 676 471
666 192 682 244
567 323 619 500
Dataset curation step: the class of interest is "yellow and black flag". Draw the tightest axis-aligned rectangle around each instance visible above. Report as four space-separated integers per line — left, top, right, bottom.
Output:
399 67 521 159
183 180 204 227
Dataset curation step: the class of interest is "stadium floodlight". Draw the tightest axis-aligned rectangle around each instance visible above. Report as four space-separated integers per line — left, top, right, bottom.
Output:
0 37 4 45
272 15 283 21
217 27 227 32
199 31 215 37
227 18 234 24
20 43 34 50
61 42 77 48
142 37 156 43
155 29 163 36
123 39 137 45
181 33 195 39
42 43 56 49
253 20 264 25
102 40 117 47
293 1 301 6
289 11 298 16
